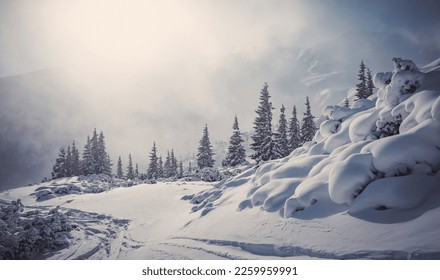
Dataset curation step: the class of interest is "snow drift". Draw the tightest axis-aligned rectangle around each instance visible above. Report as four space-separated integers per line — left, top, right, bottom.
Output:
193 57 440 220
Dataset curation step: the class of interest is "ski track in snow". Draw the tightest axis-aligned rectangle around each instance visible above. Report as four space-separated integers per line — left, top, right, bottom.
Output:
169 237 440 260
37 207 142 260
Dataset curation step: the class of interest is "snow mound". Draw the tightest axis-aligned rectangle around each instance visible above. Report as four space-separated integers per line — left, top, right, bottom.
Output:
192 57 440 220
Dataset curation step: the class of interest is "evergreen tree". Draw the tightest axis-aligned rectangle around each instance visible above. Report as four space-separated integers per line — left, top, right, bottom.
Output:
250 83 274 162
178 161 184 178
163 151 171 178
147 142 158 179
157 156 164 178
97 131 112 176
273 105 289 158
116 156 124 178
344 98 350 108
196 124 215 169
170 149 178 177
81 136 95 175
127 153 134 179
90 129 99 173
65 145 72 177
300 96 317 144
355 60 367 100
52 146 66 179
135 163 139 179
223 115 246 166
288 105 301 153
71 140 80 176
366 67 375 97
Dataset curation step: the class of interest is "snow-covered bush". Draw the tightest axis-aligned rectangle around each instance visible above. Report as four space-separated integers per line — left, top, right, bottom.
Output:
0 200 72 259
198 167 223 182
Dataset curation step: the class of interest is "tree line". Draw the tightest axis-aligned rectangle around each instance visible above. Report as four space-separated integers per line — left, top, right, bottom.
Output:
51 61 375 179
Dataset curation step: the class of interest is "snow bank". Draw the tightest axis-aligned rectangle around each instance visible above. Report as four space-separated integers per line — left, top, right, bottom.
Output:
192 57 440 220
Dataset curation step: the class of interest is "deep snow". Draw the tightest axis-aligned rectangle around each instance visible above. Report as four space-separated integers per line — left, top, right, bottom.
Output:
1 58 440 260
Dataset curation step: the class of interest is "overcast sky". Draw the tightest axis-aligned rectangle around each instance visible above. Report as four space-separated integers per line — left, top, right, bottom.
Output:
1 0 439 190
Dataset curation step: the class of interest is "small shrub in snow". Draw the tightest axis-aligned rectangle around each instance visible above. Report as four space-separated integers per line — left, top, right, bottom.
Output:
375 114 402 138
198 167 223 182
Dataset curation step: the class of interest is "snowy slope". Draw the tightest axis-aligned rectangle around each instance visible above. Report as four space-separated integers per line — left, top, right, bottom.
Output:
1 58 440 260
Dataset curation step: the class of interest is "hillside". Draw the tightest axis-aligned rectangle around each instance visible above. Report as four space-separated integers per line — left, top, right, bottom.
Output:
1 57 439 260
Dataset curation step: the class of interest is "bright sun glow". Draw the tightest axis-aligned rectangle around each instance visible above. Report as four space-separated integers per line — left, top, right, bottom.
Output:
35 0 305 67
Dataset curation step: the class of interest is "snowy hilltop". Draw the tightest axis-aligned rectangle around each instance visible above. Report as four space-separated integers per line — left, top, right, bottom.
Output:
193 57 440 218
1 57 440 260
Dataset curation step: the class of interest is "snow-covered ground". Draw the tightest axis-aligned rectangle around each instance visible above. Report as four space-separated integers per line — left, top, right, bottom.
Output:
1 57 440 260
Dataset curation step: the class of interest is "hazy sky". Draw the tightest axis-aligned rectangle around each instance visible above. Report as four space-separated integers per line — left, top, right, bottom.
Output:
1 0 439 189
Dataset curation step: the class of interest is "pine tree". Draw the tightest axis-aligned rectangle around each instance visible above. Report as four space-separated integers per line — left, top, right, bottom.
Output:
90 129 99 173
288 105 301 153
273 105 289 158
170 149 178 177
65 145 72 177
223 115 246 166
116 156 123 178
344 98 350 108
366 67 375 97
197 124 215 169
71 140 80 176
300 96 317 144
135 163 139 179
163 151 171 178
52 146 66 179
127 153 134 179
157 156 164 178
355 60 367 100
178 161 184 178
147 142 158 179
97 131 112 176
251 83 274 162
81 136 95 175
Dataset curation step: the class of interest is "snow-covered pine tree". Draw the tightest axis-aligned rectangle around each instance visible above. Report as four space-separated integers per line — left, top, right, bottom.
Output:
135 163 139 179
300 96 317 144
80 136 95 176
251 83 274 162
65 145 72 177
52 146 66 179
147 142 158 179
97 131 112 176
90 129 99 173
163 151 171 178
170 149 178 177
127 153 134 179
288 105 301 153
273 105 289 159
157 156 164 178
366 67 375 97
116 156 123 178
197 124 215 169
71 140 80 176
355 60 367 100
344 98 350 108
178 161 184 178
223 115 246 167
